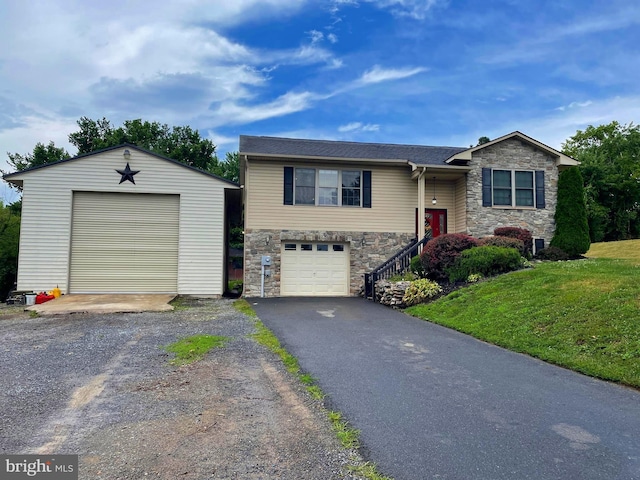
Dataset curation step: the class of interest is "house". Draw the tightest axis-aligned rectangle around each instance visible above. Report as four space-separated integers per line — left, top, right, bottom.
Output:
3 144 240 296
239 131 579 297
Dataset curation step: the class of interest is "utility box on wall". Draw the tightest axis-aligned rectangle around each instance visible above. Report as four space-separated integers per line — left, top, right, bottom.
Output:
261 255 272 266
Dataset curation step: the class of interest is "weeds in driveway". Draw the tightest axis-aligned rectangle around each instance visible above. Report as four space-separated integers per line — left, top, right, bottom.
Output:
233 298 257 317
328 410 360 449
406 258 640 388
164 334 228 366
168 296 191 311
349 462 393 480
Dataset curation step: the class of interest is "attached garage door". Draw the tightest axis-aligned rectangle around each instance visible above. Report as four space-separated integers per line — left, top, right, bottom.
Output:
70 192 179 293
280 242 349 296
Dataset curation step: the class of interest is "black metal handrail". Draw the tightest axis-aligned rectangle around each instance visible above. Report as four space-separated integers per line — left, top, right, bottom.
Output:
364 233 432 299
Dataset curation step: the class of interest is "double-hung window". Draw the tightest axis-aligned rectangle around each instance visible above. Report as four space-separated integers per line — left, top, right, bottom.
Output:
285 167 368 207
491 170 535 207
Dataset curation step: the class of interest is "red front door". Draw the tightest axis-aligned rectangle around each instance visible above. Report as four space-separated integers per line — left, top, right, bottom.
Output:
425 209 447 238
415 208 448 238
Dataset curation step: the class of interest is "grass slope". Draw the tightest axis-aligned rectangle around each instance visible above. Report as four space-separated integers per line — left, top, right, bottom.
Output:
406 258 640 388
587 239 640 264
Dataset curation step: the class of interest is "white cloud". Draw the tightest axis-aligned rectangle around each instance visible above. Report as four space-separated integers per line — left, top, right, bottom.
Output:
330 0 444 19
359 65 427 84
556 100 593 112
327 33 339 43
338 122 380 132
307 29 324 44
339 122 363 132
209 91 317 126
365 0 444 19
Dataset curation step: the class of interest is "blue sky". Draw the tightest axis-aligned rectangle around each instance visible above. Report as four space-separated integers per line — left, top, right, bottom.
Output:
2 0 640 203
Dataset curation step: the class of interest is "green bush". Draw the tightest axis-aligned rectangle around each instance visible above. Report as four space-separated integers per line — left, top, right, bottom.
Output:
410 255 424 278
402 278 443 307
447 246 522 282
478 236 525 256
421 233 479 280
534 246 572 261
550 167 590 256
0 203 20 301
388 271 416 282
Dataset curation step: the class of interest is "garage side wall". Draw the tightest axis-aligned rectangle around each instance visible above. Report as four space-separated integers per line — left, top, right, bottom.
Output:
13 148 232 295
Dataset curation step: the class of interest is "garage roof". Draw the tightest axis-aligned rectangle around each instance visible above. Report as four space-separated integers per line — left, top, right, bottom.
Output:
3 143 240 187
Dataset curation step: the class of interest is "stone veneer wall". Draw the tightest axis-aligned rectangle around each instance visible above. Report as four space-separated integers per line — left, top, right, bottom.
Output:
465 138 559 243
244 229 415 297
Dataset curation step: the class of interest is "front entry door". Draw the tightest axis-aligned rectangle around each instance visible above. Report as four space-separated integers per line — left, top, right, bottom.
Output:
425 209 447 238
415 208 448 238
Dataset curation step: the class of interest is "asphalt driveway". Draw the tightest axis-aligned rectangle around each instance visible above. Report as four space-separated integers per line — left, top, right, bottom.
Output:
251 297 640 480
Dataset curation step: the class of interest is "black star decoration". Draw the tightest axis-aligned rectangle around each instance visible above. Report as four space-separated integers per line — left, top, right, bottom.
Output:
116 163 140 184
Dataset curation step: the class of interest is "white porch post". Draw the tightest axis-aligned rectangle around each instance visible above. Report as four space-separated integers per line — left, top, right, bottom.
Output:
417 168 426 237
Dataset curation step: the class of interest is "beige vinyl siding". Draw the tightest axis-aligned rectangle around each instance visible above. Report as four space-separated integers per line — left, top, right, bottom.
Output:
454 176 467 233
424 181 457 233
12 149 232 295
246 160 417 233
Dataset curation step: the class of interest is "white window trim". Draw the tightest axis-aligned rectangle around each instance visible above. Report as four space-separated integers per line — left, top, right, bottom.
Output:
492 169 536 208
293 168 362 207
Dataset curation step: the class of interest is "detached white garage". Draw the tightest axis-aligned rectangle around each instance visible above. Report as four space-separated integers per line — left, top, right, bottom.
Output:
4 145 239 296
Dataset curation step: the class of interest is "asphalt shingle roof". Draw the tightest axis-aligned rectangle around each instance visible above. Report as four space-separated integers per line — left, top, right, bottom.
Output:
239 135 468 166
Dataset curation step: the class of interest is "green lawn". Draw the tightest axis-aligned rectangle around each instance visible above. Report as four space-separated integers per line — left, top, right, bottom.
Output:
406 257 640 388
587 239 640 264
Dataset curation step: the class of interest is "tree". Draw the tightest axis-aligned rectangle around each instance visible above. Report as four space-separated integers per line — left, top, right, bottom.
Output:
550 167 590 256
477 136 491 145
0 202 20 300
5 141 69 173
562 122 640 241
68 117 219 172
213 152 240 183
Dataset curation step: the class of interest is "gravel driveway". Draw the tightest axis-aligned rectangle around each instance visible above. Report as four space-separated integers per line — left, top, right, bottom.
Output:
0 298 361 479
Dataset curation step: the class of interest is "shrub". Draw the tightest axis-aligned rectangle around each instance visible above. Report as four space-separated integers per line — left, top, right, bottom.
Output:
410 255 424 278
467 273 484 283
479 235 525 256
494 227 533 258
447 246 523 282
551 167 590 256
420 234 479 280
402 279 443 307
388 271 416 282
534 246 572 261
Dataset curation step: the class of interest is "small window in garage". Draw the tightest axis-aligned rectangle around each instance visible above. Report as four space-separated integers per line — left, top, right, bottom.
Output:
333 245 344 252
317 244 329 251
284 244 297 251
301 244 313 251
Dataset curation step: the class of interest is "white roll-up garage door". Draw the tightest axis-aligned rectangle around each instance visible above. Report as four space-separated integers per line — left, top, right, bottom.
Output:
69 192 179 293
280 242 349 296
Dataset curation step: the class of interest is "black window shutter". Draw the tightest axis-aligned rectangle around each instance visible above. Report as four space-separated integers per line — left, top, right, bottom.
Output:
284 167 293 205
363 170 372 208
482 168 492 207
535 170 545 209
